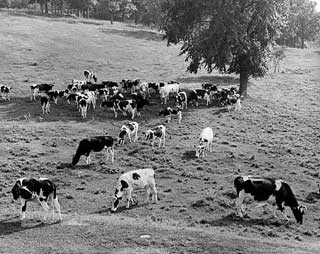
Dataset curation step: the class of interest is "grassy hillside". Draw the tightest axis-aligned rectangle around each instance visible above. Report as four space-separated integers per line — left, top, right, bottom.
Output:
0 11 320 254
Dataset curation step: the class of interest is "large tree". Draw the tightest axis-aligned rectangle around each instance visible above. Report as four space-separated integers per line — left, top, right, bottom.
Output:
162 0 289 97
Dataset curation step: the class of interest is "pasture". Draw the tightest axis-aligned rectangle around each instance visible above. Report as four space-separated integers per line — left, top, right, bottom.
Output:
0 10 320 254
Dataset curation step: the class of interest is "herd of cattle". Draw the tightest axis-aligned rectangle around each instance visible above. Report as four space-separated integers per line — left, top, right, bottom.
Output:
2 70 306 226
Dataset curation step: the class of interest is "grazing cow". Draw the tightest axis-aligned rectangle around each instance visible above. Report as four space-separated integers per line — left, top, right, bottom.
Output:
40 96 50 115
84 70 97 83
159 83 180 105
72 136 115 165
159 106 182 124
188 89 211 106
234 176 306 224
11 177 61 221
195 127 214 158
118 121 139 146
0 85 12 101
110 168 158 212
31 83 54 101
175 91 188 109
145 125 166 148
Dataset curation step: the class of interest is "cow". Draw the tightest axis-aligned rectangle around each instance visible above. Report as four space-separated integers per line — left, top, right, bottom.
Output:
234 176 306 224
145 125 166 148
159 106 182 124
110 168 158 212
46 90 65 105
138 82 150 99
84 70 97 83
72 136 115 165
148 82 165 94
102 80 118 88
188 89 211 106
40 96 50 115
159 83 180 105
0 85 12 101
78 98 88 118
175 91 188 109
121 79 140 93
201 83 216 91
130 93 150 116
118 121 139 146
30 83 54 101
195 127 213 158
11 177 61 222
113 99 138 119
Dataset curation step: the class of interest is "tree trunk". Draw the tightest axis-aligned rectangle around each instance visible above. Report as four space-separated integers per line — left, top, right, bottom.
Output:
239 55 249 97
44 0 48 14
110 12 114 24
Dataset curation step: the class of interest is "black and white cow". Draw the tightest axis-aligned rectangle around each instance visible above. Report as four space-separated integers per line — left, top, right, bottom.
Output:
72 136 115 165
159 106 182 124
145 125 166 148
40 95 50 115
175 91 188 109
110 168 158 212
148 82 165 94
188 89 211 107
84 70 97 83
78 97 88 118
195 127 213 158
121 79 140 93
118 121 139 146
234 176 306 224
0 85 12 101
31 83 54 101
11 177 61 221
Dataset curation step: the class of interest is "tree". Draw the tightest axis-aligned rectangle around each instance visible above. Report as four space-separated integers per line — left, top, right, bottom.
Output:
162 0 289 97
108 0 120 24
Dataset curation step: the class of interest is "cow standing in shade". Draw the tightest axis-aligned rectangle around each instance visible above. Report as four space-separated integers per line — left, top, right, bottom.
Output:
72 136 115 165
110 168 158 212
234 176 306 224
11 177 62 222
118 121 139 146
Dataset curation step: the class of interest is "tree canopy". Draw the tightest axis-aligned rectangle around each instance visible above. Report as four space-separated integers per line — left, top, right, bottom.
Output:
162 0 289 96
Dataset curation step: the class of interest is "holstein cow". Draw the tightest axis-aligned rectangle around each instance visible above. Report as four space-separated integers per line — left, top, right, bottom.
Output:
234 176 306 224
159 106 182 124
121 79 140 93
159 83 180 105
11 177 61 221
78 97 88 119
30 83 54 101
188 89 211 107
40 95 50 115
84 70 97 83
110 168 158 212
195 127 214 158
145 125 166 148
175 91 188 109
72 136 115 165
0 85 12 101
118 121 139 146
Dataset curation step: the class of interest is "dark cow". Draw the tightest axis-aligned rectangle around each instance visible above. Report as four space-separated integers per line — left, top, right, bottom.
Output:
234 176 306 224
11 177 61 221
40 96 50 115
31 83 54 101
188 89 211 106
84 70 97 83
0 85 12 101
102 80 118 88
72 136 115 165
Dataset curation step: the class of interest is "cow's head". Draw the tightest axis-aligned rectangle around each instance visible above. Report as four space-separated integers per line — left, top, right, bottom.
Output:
195 144 206 158
292 205 306 224
11 181 22 200
118 130 127 146
111 180 129 212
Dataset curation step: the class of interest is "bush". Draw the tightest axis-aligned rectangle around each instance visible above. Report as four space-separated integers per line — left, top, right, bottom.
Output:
0 0 9 8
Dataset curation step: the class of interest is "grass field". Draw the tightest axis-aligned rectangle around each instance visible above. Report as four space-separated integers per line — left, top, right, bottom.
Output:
0 10 320 254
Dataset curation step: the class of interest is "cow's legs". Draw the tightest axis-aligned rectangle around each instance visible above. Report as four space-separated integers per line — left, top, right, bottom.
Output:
53 197 62 221
126 188 133 208
150 183 158 203
145 187 150 203
20 199 27 220
236 191 247 217
86 155 91 165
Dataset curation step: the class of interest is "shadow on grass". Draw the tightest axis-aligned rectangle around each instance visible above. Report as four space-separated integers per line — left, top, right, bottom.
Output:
182 150 196 160
91 202 146 215
100 28 164 42
177 75 239 85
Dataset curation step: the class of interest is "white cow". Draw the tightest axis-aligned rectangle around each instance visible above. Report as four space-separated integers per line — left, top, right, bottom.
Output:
159 83 180 105
195 127 214 157
110 168 158 212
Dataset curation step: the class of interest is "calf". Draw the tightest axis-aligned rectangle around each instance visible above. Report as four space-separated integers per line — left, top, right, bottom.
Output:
84 70 97 83
159 106 182 124
145 125 166 148
31 83 54 101
0 85 12 101
118 121 139 146
110 168 158 212
40 96 50 115
72 136 115 165
188 89 211 107
195 127 213 157
11 177 61 221
234 176 306 224
175 91 188 109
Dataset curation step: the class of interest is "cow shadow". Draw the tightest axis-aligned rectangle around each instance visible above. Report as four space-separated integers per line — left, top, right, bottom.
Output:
182 150 196 160
0 217 49 236
91 202 146 215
